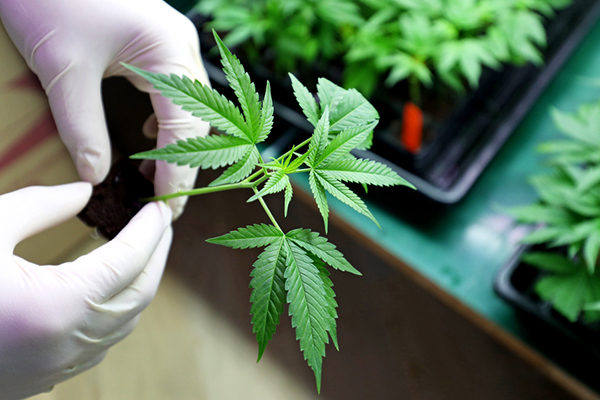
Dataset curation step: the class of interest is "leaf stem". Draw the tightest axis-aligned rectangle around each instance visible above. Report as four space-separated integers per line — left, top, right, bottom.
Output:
243 169 264 184
253 187 282 232
273 137 312 163
143 181 255 202
291 168 311 174
409 74 421 107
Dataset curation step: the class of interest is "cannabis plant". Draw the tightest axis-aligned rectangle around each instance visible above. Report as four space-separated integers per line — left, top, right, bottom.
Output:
196 0 571 101
125 32 414 392
509 101 600 323
196 0 364 74
346 0 572 100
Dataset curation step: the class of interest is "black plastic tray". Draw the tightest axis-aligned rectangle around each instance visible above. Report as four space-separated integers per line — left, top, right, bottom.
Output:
494 244 600 393
190 0 600 207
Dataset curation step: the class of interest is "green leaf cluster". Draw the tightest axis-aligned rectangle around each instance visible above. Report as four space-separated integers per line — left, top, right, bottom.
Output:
207 224 360 391
289 73 415 232
196 0 571 99
345 0 571 97
509 101 600 323
127 31 414 392
197 0 364 74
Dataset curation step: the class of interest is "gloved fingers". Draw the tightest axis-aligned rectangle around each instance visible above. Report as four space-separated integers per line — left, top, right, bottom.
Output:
139 159 156 182
109 17 209 219
0 182 92 252
151 96 207 219
142 113 159 139
85 227 172 336
68 201 171 304
41 63 112 185
73 314 140 357
15 347 106 400
55 350 109 388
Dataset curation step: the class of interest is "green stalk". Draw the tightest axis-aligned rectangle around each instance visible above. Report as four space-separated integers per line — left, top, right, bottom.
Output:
143 137 312 205
253 187 282 232
409 74 421 107
143 181 256 202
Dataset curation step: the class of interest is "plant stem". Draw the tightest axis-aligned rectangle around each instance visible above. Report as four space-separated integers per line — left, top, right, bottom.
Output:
253 187 282 231
143 181 255 202
143 137 313 205
243 169 264 184
409 74 421 107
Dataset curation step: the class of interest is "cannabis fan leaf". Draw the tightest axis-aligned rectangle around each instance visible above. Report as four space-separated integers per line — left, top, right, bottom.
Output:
127 30 414 392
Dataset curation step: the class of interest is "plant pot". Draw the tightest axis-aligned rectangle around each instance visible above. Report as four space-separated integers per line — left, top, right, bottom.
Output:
494 244 600 394
191 0 600 207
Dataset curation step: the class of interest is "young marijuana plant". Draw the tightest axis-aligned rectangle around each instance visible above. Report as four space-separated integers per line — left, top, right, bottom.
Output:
125 31 414 392
345 0 573 100
509 101 600 323
196 0 364 75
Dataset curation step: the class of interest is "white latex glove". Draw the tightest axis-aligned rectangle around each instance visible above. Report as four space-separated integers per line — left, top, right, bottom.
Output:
0 0 211 219
0 182 173 400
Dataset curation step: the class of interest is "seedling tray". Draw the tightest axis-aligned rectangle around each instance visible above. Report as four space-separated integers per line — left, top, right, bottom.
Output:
494 244 600 393
190 0 600 205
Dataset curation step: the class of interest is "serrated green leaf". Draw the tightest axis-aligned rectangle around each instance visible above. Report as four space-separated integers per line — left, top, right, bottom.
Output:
123 64 252 141
549 220 600 248
378 52 432 88
290 73 319 127
284 181 293 217
529 174 569 207
520 226 566 245
286 149 312 173
316 77 346 113
317 158 413 188
248 169 290 202
535 270 588 322
538 140 592 156
284 239 335 393
437 38 498 88
509 203 576 226
206 223 284 249
315 170 379 227
209 146 260 186
312 256 339 350
308 107 331 166
257 81 274 143
551 107 600 148
329 88 379 132
315 122 377 165
576 166 600 193
522 252 579 273
131 135 251 169
564 193 600 217
309 170 330 233
213 31 262 140
584 233 600 274
287 228 360 275
250 239 287 361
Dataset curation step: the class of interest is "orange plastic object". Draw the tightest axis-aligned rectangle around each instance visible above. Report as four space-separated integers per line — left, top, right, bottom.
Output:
400 102 423 154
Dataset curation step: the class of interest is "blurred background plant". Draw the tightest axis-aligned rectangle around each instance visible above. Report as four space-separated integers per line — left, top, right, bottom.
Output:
509 101 600 323
196 0 572 102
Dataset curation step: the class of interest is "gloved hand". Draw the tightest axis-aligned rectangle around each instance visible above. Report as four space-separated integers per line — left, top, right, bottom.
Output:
0 0 211 219
0 182 173 400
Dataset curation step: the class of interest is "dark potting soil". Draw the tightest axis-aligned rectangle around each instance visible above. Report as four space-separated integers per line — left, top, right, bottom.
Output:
77 159 154 240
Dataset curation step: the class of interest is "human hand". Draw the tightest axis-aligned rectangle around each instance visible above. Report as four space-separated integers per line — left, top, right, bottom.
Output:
0 0 210 218
0 183 172 399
